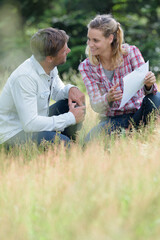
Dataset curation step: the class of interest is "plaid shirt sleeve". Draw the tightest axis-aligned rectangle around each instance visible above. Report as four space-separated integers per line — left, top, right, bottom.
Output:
78 59 110 113
129 45 157 95
79 45 158 117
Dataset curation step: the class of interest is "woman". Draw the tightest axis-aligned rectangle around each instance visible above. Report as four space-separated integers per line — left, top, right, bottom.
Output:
79 14 160 142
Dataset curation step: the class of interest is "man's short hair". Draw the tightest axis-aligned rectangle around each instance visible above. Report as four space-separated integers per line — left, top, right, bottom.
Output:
30 27 69 61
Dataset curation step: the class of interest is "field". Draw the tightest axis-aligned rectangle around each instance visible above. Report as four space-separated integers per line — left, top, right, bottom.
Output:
0 75 160 240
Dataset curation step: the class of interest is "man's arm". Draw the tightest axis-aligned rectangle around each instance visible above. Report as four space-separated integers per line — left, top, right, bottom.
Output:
51 68 85 107
50 67 75 101
68 87 85 107
11 76 76 132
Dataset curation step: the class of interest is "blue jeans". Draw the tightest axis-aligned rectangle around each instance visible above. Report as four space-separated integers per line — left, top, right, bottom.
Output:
6 99 81 146
85 93 160 142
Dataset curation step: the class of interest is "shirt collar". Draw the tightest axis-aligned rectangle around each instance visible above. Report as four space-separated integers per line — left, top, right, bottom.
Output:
30 55 49 77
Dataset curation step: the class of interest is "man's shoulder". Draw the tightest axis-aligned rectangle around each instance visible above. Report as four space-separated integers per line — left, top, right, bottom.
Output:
9 57 38 81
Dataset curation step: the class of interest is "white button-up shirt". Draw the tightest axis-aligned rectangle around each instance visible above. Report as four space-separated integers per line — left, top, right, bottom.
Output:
0 55 76 143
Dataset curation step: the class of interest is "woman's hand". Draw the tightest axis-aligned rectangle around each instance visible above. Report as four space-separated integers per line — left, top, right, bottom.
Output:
106 83 123 103
144 71 156 90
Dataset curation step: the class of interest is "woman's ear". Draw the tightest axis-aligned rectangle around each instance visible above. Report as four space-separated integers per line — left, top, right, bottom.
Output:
109 34 114 44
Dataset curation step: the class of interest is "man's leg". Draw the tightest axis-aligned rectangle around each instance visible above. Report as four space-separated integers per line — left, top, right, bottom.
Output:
5 130 70 147
49 99 82 140
32 131 70 145
5 99 80 147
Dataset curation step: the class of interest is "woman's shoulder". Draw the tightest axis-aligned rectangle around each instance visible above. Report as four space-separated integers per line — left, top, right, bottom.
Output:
122 44 142 61
79 57 97 71
122 44 141 55
79 57 89 65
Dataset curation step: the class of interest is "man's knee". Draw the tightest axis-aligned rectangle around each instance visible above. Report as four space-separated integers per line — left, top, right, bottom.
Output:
35 131 70 145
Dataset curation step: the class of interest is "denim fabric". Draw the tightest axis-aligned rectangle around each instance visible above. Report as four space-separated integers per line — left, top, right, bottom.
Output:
85 92 160 142
0 55 75 144
132 92 160 125
6 99 81 146
49 99 82 141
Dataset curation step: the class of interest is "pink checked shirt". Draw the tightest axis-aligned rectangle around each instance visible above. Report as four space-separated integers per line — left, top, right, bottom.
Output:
79 45 157 117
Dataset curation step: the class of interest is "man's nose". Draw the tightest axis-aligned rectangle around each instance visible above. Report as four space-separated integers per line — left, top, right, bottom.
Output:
67 48 71 54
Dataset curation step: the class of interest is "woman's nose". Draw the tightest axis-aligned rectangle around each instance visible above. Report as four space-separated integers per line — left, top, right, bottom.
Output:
88 40 93 47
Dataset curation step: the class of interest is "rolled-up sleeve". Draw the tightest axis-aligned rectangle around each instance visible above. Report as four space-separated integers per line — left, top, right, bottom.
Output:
79 61 110 113
129 46 157 94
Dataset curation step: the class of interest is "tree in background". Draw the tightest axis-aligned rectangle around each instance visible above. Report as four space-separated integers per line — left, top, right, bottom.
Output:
0 0 52 73
0 0 159 78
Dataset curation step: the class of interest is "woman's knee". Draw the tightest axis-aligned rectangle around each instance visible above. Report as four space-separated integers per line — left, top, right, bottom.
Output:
144 92 160 110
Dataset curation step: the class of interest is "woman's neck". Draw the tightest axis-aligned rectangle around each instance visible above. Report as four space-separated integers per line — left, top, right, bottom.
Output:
99 51 114 70
100 57 114 71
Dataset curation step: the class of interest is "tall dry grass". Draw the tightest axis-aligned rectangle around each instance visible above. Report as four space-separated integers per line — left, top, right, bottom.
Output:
1 96 160 240
0 76 160 239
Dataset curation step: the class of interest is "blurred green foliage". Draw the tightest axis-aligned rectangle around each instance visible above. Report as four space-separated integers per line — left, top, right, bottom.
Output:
0 0 159 79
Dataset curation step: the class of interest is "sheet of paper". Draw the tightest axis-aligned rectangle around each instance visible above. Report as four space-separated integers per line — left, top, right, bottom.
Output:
119 61 149 109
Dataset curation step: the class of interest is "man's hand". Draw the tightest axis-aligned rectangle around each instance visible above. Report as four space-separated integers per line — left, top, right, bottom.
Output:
68 87 85 107
69 102 86 123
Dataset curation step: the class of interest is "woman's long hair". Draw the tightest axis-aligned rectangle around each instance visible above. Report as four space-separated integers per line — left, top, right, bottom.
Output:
86 14 127 68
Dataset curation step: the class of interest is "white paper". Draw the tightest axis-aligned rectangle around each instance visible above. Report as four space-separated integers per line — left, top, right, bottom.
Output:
119 61 149 109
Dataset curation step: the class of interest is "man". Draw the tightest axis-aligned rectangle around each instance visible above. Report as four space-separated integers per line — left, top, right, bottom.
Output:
0 27 86 146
